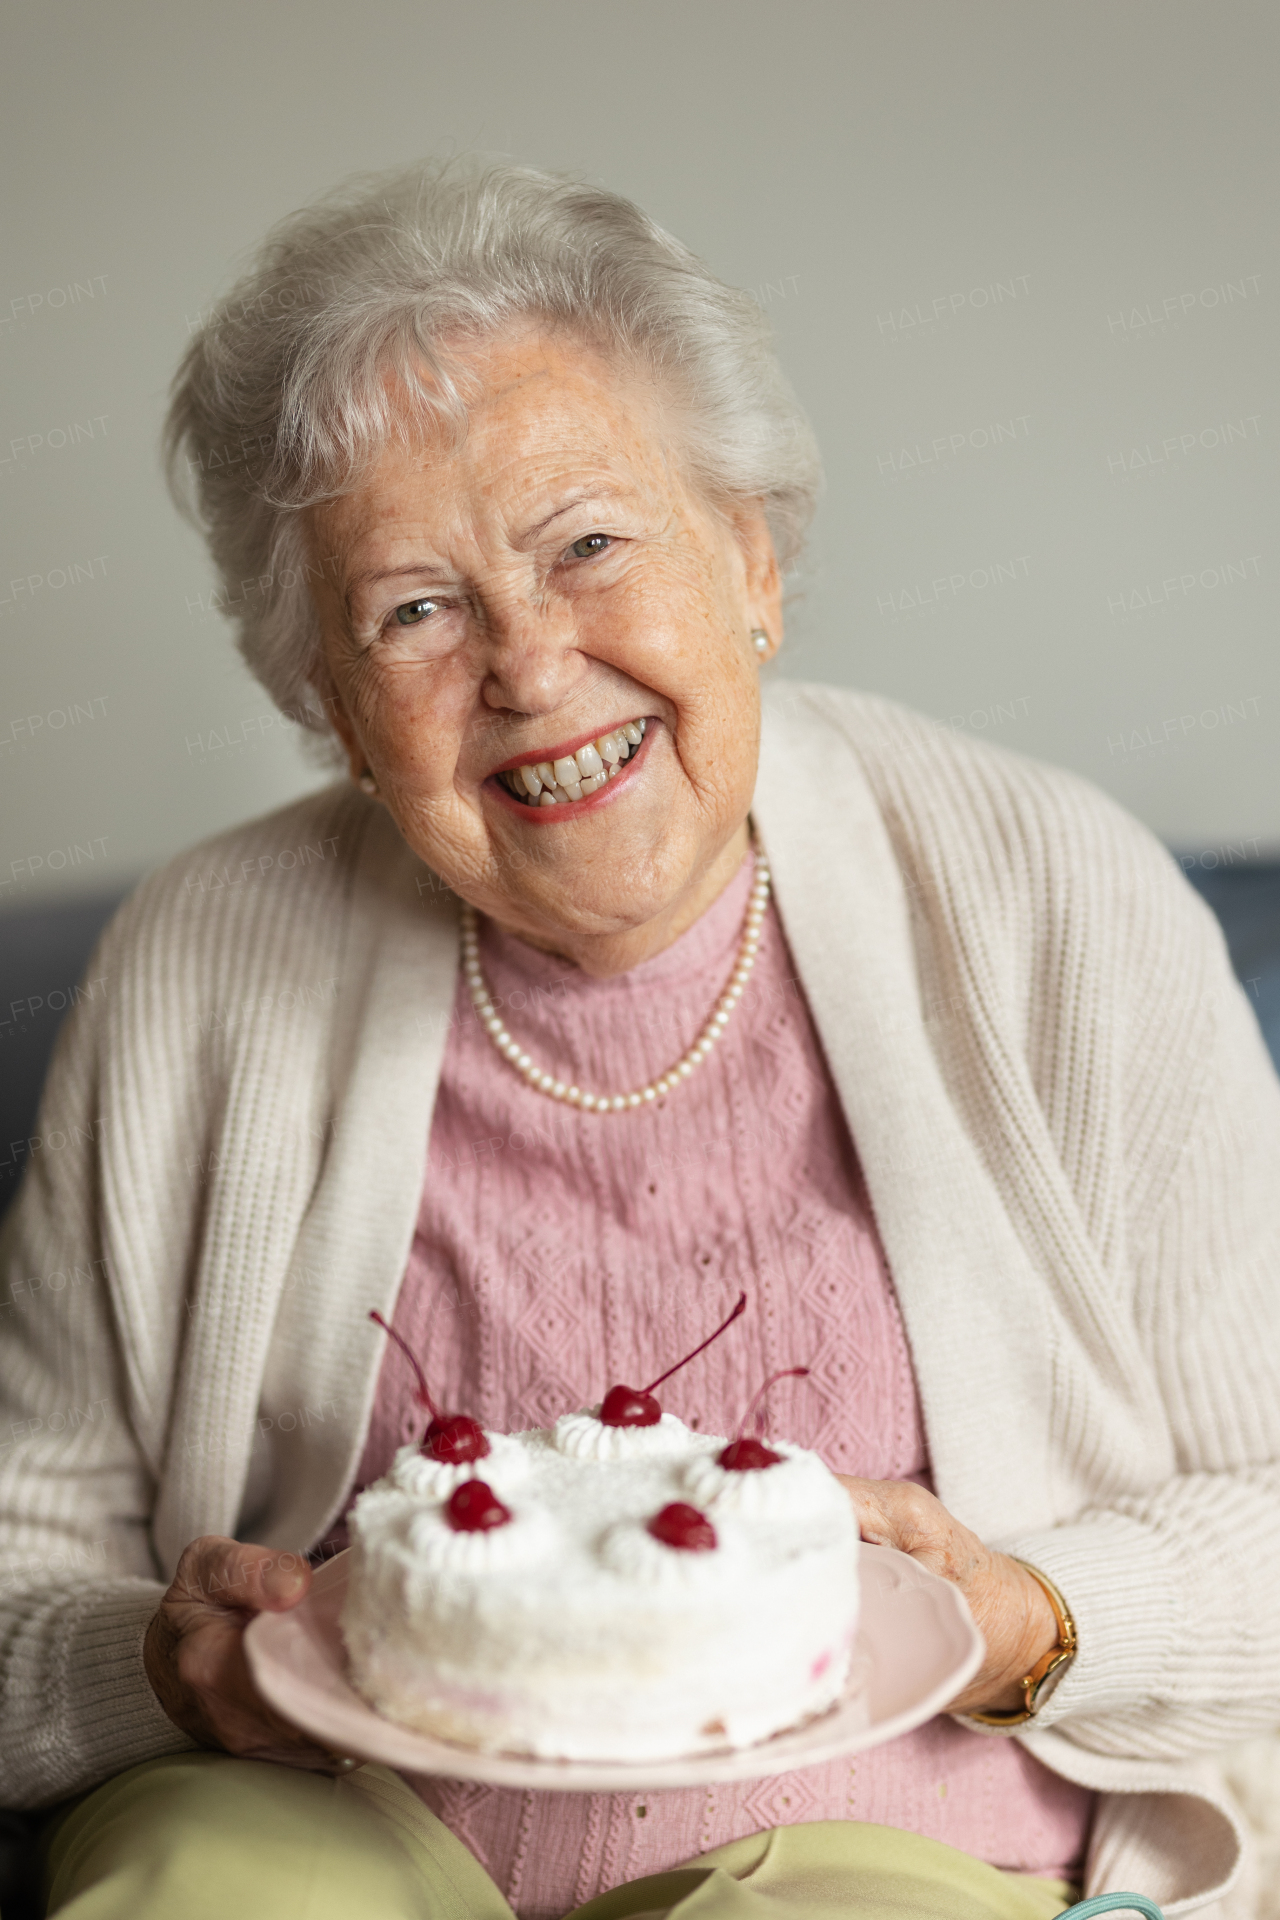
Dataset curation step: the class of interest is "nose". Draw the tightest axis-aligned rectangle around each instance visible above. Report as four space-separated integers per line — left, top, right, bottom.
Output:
479 594 590 720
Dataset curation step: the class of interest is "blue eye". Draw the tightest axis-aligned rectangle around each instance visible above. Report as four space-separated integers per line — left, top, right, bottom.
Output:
394 598 440 626
570 534 611 559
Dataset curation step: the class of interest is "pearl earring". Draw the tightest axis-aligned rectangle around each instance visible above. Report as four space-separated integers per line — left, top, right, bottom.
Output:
358 770 379 797
751 628 770 656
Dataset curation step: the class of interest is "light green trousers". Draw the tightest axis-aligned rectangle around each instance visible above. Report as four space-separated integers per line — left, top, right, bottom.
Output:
41 1753 1078 1920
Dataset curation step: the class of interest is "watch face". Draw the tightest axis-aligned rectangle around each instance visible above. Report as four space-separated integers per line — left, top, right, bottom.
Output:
1026 1646 1075 1714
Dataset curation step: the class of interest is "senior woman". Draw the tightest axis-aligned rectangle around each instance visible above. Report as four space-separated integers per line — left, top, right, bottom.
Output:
1 162 1278 1920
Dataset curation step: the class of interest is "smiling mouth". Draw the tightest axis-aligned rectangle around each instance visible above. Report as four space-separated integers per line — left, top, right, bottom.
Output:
493 718 647 806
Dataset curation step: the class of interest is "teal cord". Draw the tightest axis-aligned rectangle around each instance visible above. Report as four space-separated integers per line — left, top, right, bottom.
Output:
1058 1897 1164 1918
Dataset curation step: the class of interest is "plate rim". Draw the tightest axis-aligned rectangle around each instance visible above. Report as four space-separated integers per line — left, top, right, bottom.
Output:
245 1542 984 1789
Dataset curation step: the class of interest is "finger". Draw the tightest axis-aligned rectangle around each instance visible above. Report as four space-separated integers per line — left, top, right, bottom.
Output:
241 1740 365 1776
217 1682 340 1760
220 1686 347 1769
176 1537 311 1614
834 1477 897 1545
834 1478 972 1577
179 1612 337 1763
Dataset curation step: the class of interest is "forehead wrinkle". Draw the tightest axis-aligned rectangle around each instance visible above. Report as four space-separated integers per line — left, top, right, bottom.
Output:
334 478 621 598
340 454 662 577
322 341 697 616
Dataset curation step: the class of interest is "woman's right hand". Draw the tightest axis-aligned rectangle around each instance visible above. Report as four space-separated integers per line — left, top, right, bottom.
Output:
143 1535 347 1771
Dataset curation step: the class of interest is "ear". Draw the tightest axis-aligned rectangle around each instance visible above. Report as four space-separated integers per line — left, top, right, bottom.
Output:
728 499 784 650
312 659 366 784
301 507 371 784
305 547 369 784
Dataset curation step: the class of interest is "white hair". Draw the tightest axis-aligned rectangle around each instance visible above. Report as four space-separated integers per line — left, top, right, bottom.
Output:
165 158 823 732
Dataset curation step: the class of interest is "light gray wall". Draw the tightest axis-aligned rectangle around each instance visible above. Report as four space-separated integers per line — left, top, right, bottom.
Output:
3 0 1277 905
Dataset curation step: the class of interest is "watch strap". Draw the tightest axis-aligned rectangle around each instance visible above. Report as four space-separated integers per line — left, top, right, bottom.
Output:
966 1559 1077 1727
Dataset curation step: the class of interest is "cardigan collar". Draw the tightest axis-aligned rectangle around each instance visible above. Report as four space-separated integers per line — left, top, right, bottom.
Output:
751 686 1058 1533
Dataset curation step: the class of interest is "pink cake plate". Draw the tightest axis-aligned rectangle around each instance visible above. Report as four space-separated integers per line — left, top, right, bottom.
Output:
245 1544 983 1789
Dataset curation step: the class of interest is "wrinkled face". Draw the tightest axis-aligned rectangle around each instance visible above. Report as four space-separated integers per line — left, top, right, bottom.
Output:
308 329 781 974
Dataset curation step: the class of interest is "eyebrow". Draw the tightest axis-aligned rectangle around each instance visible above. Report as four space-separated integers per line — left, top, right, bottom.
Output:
345 561 450 597
515 488 628 547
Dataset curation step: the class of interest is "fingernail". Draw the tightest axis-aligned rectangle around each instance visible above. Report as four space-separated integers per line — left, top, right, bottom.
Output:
264 1564 307 1601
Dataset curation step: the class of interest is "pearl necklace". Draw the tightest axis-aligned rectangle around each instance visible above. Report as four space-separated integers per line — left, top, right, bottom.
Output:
459 840 772 1113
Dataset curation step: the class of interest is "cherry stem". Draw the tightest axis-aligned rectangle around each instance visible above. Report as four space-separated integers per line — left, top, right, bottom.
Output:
733 1367 810 1444
369 1310 442 1420
643 1292 748 1395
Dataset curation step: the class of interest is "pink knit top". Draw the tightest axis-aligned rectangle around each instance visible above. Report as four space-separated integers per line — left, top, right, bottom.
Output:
342 852 1092 1919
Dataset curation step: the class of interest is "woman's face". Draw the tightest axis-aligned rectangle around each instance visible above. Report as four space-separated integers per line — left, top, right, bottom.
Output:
308 329 781 974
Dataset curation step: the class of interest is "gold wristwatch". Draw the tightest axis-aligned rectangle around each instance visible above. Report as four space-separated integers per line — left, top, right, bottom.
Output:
966 1560 1077 1727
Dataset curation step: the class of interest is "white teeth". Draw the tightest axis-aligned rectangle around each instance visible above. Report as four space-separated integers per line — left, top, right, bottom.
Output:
503 721 648 804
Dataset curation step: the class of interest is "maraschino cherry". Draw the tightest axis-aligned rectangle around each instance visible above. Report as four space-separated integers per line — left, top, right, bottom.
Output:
648 1502 717 1551
600 1292 748 1428
718 1366 810 1471
445 1479 511 1532
369 1311 490 1463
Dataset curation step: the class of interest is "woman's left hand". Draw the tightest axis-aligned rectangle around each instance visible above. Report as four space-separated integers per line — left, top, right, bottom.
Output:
836 1476 1059 1715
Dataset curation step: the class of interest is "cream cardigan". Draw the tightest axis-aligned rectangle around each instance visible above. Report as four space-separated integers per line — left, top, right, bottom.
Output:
2 685 1279 1916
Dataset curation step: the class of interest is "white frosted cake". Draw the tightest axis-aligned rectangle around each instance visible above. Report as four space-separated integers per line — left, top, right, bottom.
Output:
341 1409 860 1762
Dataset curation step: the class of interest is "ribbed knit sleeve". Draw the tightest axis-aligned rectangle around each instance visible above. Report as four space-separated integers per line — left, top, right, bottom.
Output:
818 690 1280 1764
0 917 195 1805
0 783 363 1807
1003 929 1280 1755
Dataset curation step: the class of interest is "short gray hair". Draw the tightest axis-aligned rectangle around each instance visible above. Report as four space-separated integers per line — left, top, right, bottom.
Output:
165 158 823 732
